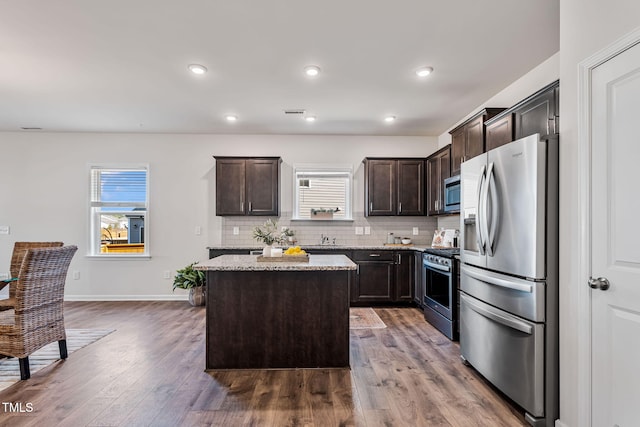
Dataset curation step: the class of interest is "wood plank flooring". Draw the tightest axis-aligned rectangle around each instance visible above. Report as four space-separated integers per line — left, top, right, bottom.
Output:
0 302 527 426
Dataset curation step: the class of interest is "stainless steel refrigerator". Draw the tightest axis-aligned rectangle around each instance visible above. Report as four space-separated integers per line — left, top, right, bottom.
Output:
459 133 558 427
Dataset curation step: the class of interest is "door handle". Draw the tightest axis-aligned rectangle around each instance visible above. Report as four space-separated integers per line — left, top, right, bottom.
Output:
398 202 402 213
476 165 487 255
486 162 498 257
588 277 610 291
248 201 252 212
461 294 533 335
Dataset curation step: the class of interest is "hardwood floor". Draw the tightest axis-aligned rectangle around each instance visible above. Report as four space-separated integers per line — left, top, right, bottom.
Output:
0 302 527 426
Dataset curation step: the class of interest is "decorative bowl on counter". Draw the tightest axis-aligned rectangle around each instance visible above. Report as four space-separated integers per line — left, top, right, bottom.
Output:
401 238 412 244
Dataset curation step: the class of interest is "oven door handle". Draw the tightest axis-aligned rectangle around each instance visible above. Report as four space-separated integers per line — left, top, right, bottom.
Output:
423 260 451 273
461 294 533 335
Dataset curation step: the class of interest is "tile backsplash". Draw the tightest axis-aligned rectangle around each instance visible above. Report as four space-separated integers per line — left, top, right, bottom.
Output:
220 212 438 247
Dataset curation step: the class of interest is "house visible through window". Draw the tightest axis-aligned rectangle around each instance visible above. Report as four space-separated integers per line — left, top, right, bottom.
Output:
293 165 353 220
90 166 149 256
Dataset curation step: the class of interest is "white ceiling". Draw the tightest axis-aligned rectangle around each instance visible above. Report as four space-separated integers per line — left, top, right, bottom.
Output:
0 0 559 136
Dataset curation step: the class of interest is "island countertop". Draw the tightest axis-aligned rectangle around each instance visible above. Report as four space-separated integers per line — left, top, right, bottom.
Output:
194 254 357 272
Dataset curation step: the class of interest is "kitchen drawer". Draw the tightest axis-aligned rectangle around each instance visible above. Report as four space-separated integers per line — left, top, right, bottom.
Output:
460 293 544 417
460 263 545 322
351 250 395 262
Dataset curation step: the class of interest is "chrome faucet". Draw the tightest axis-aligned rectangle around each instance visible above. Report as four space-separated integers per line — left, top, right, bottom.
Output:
320 234 330 245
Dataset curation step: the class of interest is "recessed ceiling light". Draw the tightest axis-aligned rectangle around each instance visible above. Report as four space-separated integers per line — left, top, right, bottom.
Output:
384 115 396 123
225 115 238 122
305 116 316 122
188 64 208 75
415 66 434 77
304 65 321 77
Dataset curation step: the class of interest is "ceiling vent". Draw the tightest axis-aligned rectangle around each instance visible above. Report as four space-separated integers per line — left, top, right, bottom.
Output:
283 109 305 115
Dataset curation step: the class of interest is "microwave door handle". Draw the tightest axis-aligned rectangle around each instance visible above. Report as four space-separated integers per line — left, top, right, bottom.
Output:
476 165 486 255
486 162 498 257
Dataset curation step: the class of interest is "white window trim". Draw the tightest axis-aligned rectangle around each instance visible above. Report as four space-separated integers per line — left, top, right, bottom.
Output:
88 163 150 258
292 163 353 221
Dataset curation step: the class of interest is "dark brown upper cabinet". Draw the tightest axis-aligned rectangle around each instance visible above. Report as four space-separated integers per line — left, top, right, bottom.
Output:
364 158 424 216
485 113 515 152
449 108 505 177
426 145 451 216
485 80 559 151
214 157 281 216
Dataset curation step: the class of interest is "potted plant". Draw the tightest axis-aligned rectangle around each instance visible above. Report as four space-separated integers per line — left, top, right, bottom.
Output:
173 262 206 306
253 218 288 256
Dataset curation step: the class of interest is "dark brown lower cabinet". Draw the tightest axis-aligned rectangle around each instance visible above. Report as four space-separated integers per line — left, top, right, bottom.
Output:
351 250 414 305
209 247 417 306
394 251 414 301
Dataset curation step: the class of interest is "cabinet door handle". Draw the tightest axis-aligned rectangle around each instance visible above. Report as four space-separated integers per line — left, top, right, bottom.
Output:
248 202 252 212
369 253 381 257
241 201 244 212
370 202 373 212
397 253 401 264
398 202 402 213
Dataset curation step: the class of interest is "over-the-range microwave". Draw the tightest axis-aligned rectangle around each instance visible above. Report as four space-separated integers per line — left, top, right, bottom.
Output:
443 174 461 213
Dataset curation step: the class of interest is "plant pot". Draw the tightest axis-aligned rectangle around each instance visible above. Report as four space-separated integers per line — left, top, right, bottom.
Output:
189 286 205 306
262 245 273 257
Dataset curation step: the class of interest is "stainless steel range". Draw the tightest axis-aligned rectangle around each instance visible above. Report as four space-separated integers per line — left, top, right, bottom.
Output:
423 248 459 340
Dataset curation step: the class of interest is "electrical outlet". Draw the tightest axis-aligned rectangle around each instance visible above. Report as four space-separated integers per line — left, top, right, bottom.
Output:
364 226 371 235
0 225 9 235
355 227 363 235
72 271 80 280
233 226 239 235
0 272 9 280
412 227 419 235
163 270 171 279
195 226 202 235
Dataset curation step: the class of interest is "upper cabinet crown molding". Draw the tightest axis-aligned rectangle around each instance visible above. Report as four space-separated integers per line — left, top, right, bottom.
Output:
214 156 281 217
363 157 425 217
485 80 560 151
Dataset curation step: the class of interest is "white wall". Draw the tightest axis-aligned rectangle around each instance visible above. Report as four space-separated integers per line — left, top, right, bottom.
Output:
559 1 640 427
0 132 436 299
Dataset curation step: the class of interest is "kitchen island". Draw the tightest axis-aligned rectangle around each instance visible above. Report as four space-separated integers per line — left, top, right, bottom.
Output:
195 254 357 370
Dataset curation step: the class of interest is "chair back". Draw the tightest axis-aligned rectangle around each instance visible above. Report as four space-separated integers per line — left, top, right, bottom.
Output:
9 242 63 298
10 242 64 278
14 246 78 328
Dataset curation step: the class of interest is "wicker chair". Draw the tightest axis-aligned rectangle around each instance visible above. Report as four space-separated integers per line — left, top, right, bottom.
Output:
0 245 77 380
0 242 64 311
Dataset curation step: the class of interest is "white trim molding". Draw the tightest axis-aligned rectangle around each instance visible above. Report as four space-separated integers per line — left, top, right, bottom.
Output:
576 25 640 427
64 294 189 301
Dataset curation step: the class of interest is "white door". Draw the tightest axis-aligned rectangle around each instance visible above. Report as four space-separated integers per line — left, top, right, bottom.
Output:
591 40 640 427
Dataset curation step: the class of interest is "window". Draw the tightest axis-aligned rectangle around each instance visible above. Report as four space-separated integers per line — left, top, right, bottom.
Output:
90 165 149 256
293 165 353 220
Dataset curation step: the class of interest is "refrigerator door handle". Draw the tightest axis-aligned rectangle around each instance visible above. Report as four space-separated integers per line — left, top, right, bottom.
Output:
461 294 533 335
486 163 499 256
462 265 534 293
479 164 490 255
476 165 486 255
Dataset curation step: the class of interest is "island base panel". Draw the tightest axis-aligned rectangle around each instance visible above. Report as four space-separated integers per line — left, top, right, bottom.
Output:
206 270 350 369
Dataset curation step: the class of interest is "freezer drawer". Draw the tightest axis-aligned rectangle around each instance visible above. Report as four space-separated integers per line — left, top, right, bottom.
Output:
460 263 545 322
460 293 544 418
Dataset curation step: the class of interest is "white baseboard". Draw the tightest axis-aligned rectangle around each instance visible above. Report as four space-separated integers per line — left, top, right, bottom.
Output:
555 419 569 427
64 294 189 301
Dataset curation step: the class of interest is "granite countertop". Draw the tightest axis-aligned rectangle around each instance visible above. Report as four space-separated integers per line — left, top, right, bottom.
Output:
207 244 432 252
195 254 357 271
